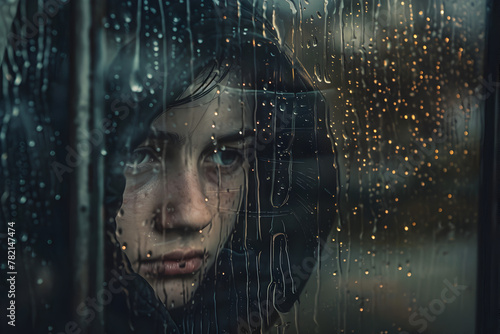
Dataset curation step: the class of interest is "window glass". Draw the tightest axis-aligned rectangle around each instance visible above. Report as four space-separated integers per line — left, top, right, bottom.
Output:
0 0 492 333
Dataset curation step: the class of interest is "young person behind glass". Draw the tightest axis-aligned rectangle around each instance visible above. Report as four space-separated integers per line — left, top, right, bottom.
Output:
104 1 336 332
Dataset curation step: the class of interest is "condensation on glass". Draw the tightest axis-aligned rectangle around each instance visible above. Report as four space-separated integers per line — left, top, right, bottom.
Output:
0 0 490 333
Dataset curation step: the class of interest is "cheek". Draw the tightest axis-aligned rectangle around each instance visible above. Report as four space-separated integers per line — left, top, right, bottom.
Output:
214 187 243 232
122 173 157 199
115 190 156 241
207 211 238 252
205 187 242 238
120 179 158 216
114 210 135 243
205 186 243 217
205 169 246 208
122 166 161 193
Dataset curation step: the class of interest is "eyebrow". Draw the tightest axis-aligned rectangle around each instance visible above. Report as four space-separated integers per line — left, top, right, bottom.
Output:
147 130 185 145
215 128 254 143
145 128 254 145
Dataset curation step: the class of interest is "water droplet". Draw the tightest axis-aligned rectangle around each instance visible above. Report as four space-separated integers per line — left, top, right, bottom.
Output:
312 35 318 47
314 64 322 82
130 82 144 93
14 73 22 85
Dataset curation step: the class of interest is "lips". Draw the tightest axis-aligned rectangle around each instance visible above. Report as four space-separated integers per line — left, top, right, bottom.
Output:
140 249 205 276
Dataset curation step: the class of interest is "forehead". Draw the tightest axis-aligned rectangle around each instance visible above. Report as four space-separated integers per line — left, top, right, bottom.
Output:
151 86 254 139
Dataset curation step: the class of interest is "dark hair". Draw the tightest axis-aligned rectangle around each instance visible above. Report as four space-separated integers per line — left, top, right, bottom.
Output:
103 1 336 332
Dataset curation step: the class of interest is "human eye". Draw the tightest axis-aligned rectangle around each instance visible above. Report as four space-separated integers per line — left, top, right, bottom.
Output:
125 147 159 172
205 147 243 171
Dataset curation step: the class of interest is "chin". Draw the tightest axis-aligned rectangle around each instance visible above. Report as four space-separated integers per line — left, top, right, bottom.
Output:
147 276 200 309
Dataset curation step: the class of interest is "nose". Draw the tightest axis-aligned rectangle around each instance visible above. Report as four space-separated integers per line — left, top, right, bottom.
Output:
152 163 212 232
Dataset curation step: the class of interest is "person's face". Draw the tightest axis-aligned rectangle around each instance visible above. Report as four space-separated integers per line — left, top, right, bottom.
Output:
115 84 253 309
